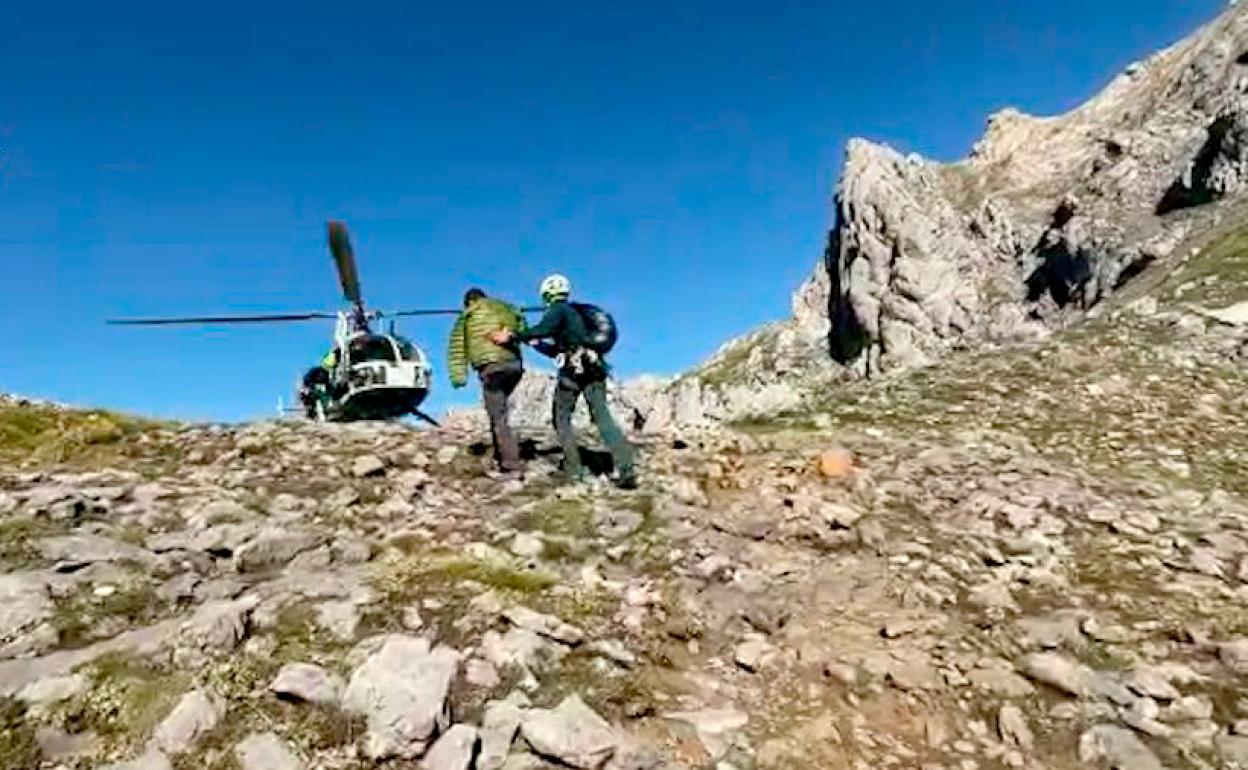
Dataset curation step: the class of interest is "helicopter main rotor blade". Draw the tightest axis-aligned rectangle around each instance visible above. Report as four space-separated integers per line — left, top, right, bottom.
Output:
384 306 546 318
327 221 363 306
385 308 463 317
107 312 337 326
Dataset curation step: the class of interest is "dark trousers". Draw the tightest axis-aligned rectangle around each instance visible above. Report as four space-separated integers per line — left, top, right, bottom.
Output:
553 369 635 477
478 361 524 472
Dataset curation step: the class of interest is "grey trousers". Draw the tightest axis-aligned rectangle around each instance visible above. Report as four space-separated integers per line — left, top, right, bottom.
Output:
553 369 635 477
478 360 524 472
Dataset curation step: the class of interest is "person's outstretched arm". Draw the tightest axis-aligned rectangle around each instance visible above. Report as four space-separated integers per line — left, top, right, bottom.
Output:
447 314 469 388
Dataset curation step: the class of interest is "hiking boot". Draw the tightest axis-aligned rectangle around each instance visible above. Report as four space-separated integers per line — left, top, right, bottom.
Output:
615 468 639 490
554 468 587 486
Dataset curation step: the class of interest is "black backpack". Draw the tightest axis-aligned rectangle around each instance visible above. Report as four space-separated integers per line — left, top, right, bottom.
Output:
571 302 618 354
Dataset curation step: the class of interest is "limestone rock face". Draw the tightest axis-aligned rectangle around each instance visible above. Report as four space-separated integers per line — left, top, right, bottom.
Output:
808 5 1248 376
459 3 1248 430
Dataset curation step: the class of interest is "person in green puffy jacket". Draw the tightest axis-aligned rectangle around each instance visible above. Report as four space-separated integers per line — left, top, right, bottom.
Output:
447 288 526 474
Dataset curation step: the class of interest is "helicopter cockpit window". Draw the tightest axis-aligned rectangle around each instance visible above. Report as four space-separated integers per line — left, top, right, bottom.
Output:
349 336 398 363
395 339 418 361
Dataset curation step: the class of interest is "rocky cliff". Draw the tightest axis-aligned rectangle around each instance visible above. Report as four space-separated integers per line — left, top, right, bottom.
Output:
616 2 1248 427
813 3 1248 373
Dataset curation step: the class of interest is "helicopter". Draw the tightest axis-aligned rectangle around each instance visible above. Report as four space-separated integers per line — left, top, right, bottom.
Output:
108 221 465 424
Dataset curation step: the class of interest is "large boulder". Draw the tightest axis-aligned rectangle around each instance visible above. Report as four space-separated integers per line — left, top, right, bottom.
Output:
233 528 321 573
479 696 527 770
150 689 225 756
0 573 52 646
38 534 156 569
342 635 460 760
270 662 344 707
420 724 479 770
521 695 618 769
178 596 257 654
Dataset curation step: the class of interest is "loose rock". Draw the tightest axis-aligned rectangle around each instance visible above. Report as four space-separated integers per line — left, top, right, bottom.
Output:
352 455 387 478
521 694 617 769
151 689 225 756
234 732 301 770
342 635 460 760
1078 725 1163 770
420 724 480 770
271 662 344 707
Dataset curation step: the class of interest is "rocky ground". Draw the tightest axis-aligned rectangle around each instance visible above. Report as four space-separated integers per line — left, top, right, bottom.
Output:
7 9 1248 766
2 224 1248 770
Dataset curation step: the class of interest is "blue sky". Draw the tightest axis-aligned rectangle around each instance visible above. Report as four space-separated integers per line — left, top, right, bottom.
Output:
1 0 1223 421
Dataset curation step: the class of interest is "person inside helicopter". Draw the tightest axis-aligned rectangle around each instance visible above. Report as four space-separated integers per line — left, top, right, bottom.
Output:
348 334 400 363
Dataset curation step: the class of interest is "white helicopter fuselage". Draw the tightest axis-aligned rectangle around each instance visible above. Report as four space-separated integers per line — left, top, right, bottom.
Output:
300 312 434 421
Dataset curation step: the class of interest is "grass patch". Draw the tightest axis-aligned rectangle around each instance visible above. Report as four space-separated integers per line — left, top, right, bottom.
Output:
540 538 579 562
532 652 661 720
66 652 188 745
52 581 164 649
512 499 594 539
0 402 171 471
0 518 61 570
697 338 758 388
428 555 558 594
259 603 355 669
173 605 363 769
112 524 151 548
0 697 42 770
367 550 559 648
535 588 618 633
1163 220 1248 307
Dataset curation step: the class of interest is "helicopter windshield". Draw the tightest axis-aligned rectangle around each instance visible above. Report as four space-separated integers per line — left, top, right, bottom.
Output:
394 338 419 361
348 336 399 363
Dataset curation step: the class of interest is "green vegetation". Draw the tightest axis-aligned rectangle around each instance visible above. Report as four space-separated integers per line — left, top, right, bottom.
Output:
811 312 1248 496
423 553 558 594
53 580 163 649
512 498 594 539
66 652 189 744
0 697 42 770
534 588 617 634
0 518 61 570
365 549 560 649
163 604 364 769
0 402 170 470
540 537 576 562
1163 222 1248 307
532 652 661 720
253 603 355 671
697 339 758 388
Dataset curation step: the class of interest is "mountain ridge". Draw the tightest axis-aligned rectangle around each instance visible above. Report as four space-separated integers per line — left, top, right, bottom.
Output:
598 2 1248 428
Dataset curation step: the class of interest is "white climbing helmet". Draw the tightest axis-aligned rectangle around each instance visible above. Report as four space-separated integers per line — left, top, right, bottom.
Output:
539 273 572 302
